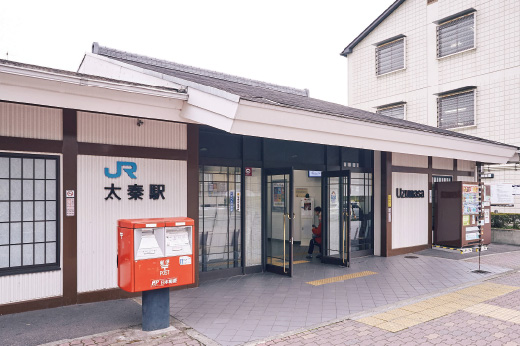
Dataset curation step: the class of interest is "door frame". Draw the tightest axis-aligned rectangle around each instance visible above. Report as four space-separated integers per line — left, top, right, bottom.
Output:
321 171 351 267
263 167 294 277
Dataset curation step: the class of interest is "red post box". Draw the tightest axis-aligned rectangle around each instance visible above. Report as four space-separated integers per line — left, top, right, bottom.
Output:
117 217 195 292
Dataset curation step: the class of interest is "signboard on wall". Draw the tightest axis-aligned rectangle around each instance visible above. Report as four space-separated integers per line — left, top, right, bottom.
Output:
490 184 514 205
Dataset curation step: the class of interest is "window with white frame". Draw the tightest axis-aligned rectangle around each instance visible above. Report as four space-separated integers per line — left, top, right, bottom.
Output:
376 37 405 75
377 103 406 120
437 13 475 58
0 153 60 275
437 89 475 129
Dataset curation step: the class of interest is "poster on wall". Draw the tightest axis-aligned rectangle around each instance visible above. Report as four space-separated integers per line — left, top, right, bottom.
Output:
462 184 480 215
330 189 339 209
490 184 514 205
301 198 314 217
273 182 285 211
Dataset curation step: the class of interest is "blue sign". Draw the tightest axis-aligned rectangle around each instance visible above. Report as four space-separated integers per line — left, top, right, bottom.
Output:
104 161 137 179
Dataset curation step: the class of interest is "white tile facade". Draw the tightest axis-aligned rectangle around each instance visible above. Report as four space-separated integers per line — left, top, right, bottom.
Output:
348 0 520 211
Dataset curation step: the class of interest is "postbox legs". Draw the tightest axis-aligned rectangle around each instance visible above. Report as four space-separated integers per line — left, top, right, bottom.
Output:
142 287 170 331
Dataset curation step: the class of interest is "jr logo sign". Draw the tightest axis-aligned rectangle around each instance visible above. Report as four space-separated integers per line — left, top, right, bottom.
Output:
104 161 137 179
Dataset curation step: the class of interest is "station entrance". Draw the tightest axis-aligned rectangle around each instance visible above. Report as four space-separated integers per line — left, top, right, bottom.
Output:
198 127 374 280
264 168 373 277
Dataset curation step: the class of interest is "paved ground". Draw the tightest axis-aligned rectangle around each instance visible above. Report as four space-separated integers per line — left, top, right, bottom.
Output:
3 244 520 346
417 243 520 261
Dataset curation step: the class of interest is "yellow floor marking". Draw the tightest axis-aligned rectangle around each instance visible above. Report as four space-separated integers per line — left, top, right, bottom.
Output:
306 271 377 286
267 258 310 266
356 283 520 333
464 303 520 323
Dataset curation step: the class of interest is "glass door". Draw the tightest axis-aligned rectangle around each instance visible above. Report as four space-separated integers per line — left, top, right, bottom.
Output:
265 168 293 276
321 171 350 267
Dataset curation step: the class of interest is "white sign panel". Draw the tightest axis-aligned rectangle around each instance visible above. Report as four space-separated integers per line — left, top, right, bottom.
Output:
490 184 514 205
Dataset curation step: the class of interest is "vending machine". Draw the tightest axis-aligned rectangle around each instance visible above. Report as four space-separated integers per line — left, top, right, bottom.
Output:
434 182 491 248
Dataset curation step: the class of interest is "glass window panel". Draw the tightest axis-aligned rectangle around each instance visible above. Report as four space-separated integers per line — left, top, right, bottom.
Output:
46 201 56 221
46 180 56 200
23 180 34 200
0 202 8 222
0 246 8 268
11 201 21 222
23 158 34 179
46 160 56 179
35 180 45 200
34 159 45 179
438 14 474 57
35 243 45 264
46 242 56 263
0 223 8 245
46 221 56 242
376 38 405 75
10 180 21 200
35 201 45 221
10 158 21 179
0 180 8 200
35 222 45 242
23 244 33 266
10 222 21 244
23 202 33 221
23 222 34 243
0 158 9 178
10 244 21 267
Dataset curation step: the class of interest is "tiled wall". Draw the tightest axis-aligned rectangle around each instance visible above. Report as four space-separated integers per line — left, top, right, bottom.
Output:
348 0 520 145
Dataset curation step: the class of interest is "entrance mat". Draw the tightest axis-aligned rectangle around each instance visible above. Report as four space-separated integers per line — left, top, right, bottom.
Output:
306 270 378 286
356 282 519 333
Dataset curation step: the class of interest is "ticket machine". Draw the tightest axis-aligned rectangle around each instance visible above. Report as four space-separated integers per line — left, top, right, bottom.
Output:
118 217 195 292
117 217 195 331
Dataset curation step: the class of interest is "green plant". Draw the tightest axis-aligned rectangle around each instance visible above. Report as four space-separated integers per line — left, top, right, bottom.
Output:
491 213 520 230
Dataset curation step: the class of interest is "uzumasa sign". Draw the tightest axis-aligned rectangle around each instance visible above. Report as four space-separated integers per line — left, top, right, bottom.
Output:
396 188 425 198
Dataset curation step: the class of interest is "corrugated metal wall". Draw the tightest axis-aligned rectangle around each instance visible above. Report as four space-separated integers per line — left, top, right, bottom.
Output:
0 102 62 140
77 112 187 149
392 153 428 168
77 155 187 292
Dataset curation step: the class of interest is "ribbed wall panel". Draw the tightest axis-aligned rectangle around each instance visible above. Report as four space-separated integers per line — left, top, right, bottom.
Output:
457 160 476 172
0 270 62 304
432 157 453 170
392 153 428 168
0 102 62 140
77 112 187 149
77 155 187 292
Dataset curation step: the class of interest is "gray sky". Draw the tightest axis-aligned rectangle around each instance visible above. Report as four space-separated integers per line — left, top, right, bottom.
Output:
0 0 394 105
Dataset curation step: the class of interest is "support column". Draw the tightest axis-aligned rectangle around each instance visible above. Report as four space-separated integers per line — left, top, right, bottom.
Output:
186 124 199 287
62 109 78 305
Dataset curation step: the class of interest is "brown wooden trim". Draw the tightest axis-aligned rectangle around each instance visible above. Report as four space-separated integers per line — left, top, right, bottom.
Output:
62 109 78 306
78 142 188 161
392 166 472 176
387 244 430 256
186 124 200 287
77 289 140 304
381 152 392 257
0 296 64 316
0 136 62 153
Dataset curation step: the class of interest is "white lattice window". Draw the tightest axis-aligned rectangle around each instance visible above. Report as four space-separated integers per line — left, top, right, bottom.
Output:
437 13 475 58
375 37 405 76
437 89 475 129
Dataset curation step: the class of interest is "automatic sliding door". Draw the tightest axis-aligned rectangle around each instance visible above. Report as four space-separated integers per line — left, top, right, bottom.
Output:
265 168 293 277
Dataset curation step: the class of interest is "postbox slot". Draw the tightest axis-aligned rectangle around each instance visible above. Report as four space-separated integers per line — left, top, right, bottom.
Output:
134 228 165 260
165 226 193 257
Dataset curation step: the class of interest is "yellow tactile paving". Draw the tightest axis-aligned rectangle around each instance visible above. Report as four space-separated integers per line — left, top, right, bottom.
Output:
306 271 377 286
464 303 520 323
356 283 520 333
268 259 310 266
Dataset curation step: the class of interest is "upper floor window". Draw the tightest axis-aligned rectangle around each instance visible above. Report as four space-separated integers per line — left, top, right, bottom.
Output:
437 12 475 58
0 153 60 276
376 37 405 76
377 103 406 120
437 89 475 129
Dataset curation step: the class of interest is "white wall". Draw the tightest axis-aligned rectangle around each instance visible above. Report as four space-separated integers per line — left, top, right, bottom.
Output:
392 172 429 249
348 0 520 147
77 155 187 292
0 102 62 140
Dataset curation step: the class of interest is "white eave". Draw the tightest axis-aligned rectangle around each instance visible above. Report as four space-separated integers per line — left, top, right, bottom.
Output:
0 62 188 122
79 53 518 165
